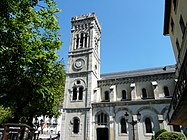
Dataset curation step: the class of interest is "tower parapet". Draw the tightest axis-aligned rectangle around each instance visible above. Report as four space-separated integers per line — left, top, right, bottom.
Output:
71 13 101 33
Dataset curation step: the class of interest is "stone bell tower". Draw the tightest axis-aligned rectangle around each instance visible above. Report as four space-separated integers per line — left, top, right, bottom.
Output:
61 13 101 140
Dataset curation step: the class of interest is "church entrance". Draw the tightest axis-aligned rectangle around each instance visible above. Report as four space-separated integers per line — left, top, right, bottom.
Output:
96 128 109 140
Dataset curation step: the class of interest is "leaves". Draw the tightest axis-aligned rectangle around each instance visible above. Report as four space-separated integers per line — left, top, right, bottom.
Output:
0 106 12 125
156 131 186 140
152 129 187 140
0 0 65 125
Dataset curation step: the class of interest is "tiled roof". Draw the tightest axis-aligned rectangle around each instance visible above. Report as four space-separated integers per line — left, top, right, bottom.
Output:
100 65 176 80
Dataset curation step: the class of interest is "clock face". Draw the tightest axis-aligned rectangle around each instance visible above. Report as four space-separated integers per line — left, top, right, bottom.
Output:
74 59 84 70
75 60 82 68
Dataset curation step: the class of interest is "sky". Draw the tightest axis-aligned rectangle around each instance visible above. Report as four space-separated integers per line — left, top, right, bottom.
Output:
55 0 176 74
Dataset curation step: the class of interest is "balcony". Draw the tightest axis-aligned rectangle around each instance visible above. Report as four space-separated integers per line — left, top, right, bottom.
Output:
168 57 187 125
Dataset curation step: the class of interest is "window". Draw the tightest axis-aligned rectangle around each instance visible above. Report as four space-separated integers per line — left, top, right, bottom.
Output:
80 33 84 48
142 88 147 98
76 34 79 49
75 33 88 49
72 87 84 101
173 0 178 13
120 118 127 133
85 33 88 48
164 86 170 96
73 88 77 100
176 39 180 54
122 90 127 100
171 18 174 34
145 118 152 133
77 80 81 84
73 117 80 134
104 91 110 101
97 112 108 125
180 15 186 37
78 87 83 100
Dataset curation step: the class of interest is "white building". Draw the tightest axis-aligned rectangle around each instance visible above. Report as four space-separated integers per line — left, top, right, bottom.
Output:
61 13 184 140
163 0 187 126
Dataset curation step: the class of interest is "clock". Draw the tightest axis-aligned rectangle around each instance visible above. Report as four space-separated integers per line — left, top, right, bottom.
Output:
74 59 84 70
75 60 82 68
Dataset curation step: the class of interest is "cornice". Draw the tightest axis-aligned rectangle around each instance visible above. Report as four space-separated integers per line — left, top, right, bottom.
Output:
63 107 91 113
98 73 175 87
67 71 92 77
92 98 172 108
68 48 93 56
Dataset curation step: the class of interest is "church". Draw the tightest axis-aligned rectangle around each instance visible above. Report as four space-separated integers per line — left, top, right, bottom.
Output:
61 13 182 140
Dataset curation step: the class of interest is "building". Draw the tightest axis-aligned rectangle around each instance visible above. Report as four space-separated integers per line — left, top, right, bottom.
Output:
163 0 187 125
61 13 184 140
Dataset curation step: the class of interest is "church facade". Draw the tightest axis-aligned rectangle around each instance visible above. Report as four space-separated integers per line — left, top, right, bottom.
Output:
61 13 181 140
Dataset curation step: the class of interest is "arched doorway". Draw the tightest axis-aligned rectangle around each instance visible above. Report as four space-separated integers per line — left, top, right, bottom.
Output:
96 128 109 140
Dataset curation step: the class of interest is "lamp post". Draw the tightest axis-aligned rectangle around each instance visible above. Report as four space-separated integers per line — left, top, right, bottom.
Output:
124 112 141 140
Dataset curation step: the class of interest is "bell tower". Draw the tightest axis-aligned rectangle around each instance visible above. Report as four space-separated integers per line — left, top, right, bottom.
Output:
62 13 101 140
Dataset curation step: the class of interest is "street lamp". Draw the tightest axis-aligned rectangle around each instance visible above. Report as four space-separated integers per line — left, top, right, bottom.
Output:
124 112 141 140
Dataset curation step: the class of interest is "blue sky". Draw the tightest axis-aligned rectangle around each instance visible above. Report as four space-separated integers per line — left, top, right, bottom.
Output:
56 0 176 74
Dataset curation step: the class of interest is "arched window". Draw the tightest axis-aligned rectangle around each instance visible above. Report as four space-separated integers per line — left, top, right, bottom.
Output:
72 87 84 101
142 88 147 98
75 33 88 49
76 34 79 49
78 87 83 100
73 117 80 134
122 90 127 100
80 33 84 48
97 112 108 125
85 33 88 48
120 118 127 133
164 86 170 96
104 91 110 101
73 87 77 100
145 118 152 133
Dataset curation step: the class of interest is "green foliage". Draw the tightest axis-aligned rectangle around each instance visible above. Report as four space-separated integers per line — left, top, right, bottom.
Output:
156 131 186 140
152 129 167 140
0 106 12 125
0 0 65 125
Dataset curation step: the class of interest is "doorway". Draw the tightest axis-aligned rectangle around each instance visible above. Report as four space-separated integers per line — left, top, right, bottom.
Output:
96 128 109 140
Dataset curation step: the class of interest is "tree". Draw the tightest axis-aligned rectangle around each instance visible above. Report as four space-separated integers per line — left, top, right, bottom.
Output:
151 129 167 140
151 129 187 140
0 0 65 125
0 106 12 125
156 131 186 140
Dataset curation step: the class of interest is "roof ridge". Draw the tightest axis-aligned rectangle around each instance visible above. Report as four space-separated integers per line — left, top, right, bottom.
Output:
100 65 176 80
101 65 175 76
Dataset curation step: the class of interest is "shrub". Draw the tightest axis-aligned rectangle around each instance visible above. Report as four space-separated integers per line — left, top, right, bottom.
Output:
155 129 167 139
151 129 167 140
156 131 186 140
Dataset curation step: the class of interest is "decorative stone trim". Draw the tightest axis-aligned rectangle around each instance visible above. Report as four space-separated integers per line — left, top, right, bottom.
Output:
63 107 91 113
98 73 175 87
92 99 171 108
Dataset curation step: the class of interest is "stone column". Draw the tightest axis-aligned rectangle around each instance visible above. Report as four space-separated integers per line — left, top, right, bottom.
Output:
158 115 164 129
78 34 80 49
86 35 89 48
134 115 138 140
74 37 77 50
109 115 114 140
